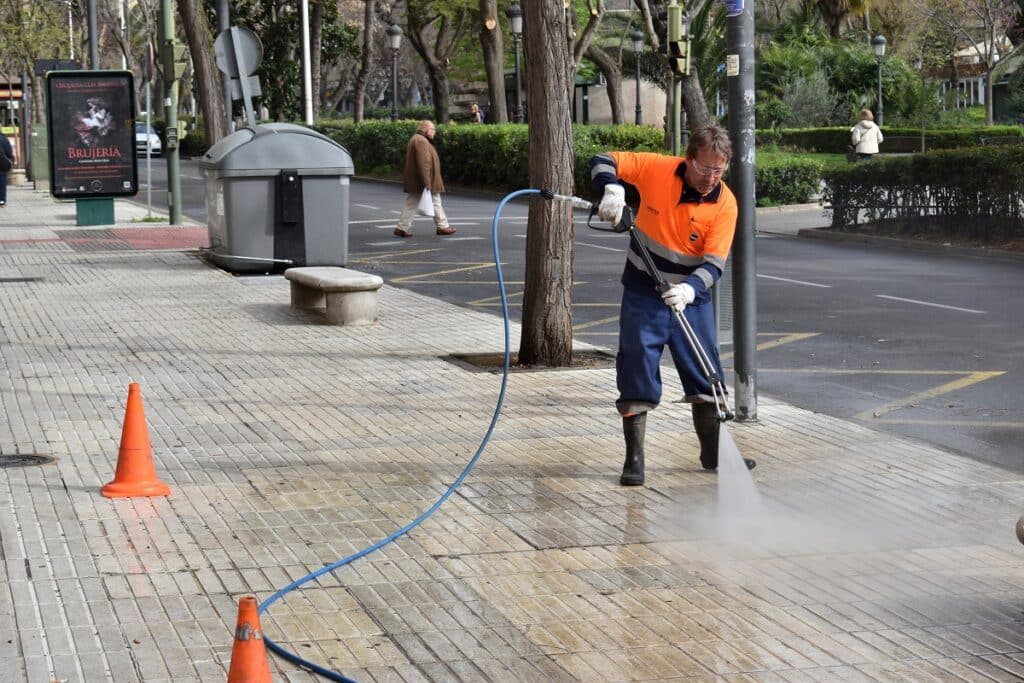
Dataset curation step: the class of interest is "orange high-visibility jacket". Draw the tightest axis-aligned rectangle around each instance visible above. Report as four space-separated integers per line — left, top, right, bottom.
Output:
591 151 737 299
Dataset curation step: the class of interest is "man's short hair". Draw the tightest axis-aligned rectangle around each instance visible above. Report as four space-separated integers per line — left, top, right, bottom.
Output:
686 125 732 161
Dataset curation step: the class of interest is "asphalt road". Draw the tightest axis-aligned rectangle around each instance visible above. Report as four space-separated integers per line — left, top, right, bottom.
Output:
132 158 1024 472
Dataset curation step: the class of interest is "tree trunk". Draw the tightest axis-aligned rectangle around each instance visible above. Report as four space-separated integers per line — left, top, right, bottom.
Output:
311 0 323 118
352 0 376 123
518 0 575 367
985 65 994 124
406 10 468 124
428 70 451 122
585 44 624 124
682 72 713 131
177 0 227 145
478 0 508 123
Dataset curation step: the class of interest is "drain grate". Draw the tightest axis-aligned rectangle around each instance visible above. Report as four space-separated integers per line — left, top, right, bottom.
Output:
0 277 44 284
0 454 56 467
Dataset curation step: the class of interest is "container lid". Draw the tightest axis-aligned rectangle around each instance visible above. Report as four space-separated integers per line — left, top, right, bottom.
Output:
198 123 354 174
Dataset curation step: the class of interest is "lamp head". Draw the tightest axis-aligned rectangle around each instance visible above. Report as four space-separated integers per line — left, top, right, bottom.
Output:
387 22 403 51
871 34 887 59
507 3 522 35
631 29 644 53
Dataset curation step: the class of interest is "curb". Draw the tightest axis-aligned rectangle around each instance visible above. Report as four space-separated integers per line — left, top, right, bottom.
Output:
755 202 825 215
797 227 1024 262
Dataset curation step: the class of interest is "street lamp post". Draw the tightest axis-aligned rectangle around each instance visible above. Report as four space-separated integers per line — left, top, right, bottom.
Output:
506 3 523 123
915 53 926 152
631 29 644 125
387 22 402 121
871 34 887 126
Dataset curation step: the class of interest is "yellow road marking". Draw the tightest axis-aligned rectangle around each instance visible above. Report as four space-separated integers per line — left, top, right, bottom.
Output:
759 368 992 375
409 280 525 286
351 248 442 260
391 263 498 283
871 418 1024 428
853 371 1005 420
468 291 523 305
573 315 619 332
720 332 820 360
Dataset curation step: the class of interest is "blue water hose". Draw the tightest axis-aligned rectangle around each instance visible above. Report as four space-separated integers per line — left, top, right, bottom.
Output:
258 188 543 681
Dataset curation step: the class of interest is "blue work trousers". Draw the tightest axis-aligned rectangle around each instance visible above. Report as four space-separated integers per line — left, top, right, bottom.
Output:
615 284 725 416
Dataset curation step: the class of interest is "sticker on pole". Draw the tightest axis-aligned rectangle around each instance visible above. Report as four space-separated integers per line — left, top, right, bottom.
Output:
726 54 740 77
720 0 744 17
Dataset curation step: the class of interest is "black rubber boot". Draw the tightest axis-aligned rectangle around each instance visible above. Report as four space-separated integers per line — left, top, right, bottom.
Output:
692 403 756 471
620 414 646 486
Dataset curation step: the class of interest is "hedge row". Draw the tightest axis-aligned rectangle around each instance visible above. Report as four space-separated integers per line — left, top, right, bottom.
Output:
760 125 1024 153
313 120 823 206
821 146 1024 238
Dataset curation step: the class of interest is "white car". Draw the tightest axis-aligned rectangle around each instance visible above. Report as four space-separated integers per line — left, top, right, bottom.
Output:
135 123 162 157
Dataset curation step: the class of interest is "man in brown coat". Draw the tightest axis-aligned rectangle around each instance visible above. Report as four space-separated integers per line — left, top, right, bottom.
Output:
394 120 455 237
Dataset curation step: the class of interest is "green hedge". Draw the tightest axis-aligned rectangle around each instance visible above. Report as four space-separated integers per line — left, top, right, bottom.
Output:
760 125 1024 153
313 120 822 206
821 146 1024 239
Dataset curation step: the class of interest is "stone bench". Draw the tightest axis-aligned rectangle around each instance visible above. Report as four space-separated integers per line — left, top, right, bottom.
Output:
283 267 384 326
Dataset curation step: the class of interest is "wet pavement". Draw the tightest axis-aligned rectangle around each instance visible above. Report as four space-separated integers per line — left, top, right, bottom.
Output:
0 185 1023 682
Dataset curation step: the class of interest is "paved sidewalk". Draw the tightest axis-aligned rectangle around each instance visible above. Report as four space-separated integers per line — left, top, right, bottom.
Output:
1 185 1023 682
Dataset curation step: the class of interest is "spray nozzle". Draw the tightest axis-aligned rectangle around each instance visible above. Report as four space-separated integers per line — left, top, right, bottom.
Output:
540 189 594 211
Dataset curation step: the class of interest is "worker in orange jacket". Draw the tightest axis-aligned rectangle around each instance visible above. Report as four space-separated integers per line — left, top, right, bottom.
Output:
590 125 755 486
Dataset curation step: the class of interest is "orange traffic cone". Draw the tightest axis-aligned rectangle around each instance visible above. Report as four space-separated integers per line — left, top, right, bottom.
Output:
227 596 273 683
101 383 171 498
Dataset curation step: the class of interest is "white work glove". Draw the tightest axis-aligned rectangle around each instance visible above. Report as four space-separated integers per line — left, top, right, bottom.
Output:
597 184 625 225
661 283 695 313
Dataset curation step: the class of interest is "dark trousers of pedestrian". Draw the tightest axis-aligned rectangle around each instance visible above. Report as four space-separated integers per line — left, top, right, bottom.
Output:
0 173 7 205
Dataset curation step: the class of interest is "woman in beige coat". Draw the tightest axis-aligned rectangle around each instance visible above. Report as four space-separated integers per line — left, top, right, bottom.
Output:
394 120 456 237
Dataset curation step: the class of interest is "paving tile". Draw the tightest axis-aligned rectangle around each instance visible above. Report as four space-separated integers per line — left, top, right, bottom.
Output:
1 191 1023 681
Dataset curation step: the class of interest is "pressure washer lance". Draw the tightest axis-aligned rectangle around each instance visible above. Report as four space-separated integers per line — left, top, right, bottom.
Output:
542 190 735 423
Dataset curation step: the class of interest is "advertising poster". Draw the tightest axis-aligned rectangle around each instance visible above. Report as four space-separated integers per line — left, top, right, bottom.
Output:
46 70 138 199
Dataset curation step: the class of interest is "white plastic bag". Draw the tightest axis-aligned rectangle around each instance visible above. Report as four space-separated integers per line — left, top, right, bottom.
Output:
416 188 435 217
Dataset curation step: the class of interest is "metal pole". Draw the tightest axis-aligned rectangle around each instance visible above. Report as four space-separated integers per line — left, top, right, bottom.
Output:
145 80 152 217
87 0 99 68
513 35 523 122
634 58 642 125
920 70 926 152
877 58 884 126
68 2 74 60
119 0 127 69
159 0 181 224
390 49 398 121
726 0 757 421
300 0 313 125
217 0 233 131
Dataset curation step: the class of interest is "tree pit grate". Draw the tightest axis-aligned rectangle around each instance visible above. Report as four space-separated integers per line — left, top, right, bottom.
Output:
0 454 57 467
447 350 616 373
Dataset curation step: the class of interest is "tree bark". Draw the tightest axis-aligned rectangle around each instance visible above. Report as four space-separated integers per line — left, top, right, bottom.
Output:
352 0 376 123
585 43 624 124
177 0 227 145
311 0 323 118
406 7 469 123
682 72 713 131
478 0 508 123
518 0 576 367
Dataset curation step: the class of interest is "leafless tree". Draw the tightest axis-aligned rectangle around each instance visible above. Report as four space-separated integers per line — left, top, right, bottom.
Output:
926 0 1018 123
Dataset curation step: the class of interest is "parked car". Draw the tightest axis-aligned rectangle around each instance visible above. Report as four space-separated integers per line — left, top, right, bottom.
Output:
135 123 161 157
